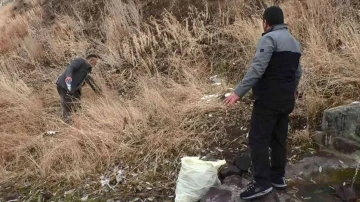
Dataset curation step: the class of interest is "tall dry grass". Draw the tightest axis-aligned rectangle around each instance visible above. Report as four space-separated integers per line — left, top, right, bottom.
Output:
0 0 359 197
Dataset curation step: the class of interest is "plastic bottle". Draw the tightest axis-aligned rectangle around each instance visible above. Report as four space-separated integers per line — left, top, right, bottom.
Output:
66 81 72 92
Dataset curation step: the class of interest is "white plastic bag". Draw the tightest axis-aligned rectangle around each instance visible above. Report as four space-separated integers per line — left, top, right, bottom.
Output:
175 156 226 202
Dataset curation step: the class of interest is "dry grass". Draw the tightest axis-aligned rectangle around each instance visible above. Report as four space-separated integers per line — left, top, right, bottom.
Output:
0 0 359 199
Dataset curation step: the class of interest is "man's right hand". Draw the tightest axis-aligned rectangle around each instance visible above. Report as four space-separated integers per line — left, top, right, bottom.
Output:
224 92 241 107
65 77 72 83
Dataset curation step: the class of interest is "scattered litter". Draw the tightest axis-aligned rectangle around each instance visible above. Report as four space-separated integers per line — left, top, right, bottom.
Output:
64 189 75 196
310 178 316 184
216 148 224 152
209 75 223 86
100 175 115 190
201 94 220 101
81 195 88 201
301 196 312 200
289 155 297 161
319 166 322 173
352 101 360 104
100 175 110 187
286 186 299 194
116 170 124 183
24 179 30 187
339 160 344 164
43 131 60 137
225 93 231 98
208 114 213 117
246 133 249 138
343 182 346 186
296 177 305 181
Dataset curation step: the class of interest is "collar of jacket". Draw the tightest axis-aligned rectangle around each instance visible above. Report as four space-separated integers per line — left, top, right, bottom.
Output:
262 24 288 36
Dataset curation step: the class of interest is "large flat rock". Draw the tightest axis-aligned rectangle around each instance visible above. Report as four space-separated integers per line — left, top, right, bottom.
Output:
201 175 301 202
317 102 360 155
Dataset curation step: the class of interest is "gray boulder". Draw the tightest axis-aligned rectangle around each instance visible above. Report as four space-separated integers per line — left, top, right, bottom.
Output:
314 102 360 155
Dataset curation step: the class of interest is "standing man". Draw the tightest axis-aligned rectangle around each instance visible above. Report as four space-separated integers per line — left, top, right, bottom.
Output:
224 6 302 200
56 54 102 124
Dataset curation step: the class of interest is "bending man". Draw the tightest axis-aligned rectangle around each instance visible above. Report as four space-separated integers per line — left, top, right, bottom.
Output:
56 54 102 124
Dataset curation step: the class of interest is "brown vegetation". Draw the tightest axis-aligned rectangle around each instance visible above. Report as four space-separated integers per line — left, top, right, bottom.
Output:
0 0 359 199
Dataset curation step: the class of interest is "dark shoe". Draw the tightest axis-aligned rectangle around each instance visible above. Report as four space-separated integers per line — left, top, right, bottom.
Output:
240 182 273 200
272 177 287 189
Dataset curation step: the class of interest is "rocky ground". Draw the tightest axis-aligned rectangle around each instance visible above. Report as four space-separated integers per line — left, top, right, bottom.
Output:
202 150 360 202
1 102 360 202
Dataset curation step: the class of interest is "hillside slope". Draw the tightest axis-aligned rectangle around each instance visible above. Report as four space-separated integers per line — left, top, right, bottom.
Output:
0 0 359 200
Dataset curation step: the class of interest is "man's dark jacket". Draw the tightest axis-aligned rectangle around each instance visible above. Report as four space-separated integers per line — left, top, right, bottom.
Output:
234 24 302 110
56 58 101 94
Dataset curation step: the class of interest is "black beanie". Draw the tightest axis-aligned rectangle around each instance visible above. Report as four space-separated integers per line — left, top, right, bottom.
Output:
263 6 284 26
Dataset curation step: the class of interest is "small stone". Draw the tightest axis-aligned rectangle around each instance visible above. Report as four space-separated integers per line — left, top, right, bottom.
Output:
234 150 251 171
5 193 20 201
333 137 359 154
42 191 53 201
218 163 242 182
334 184 357 202
200 187 232 202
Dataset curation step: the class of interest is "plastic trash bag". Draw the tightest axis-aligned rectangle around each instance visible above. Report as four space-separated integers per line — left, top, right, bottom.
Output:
175 156 226 202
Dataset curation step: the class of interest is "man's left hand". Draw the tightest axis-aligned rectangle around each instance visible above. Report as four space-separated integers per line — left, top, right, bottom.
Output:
224 92 240 107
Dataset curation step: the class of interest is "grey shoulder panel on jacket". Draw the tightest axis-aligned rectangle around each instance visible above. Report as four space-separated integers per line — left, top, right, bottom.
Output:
264 29 301 53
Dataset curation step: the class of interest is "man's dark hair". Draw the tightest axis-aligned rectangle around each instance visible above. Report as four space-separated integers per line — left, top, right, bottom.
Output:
86 54 101 60
263 6 284 26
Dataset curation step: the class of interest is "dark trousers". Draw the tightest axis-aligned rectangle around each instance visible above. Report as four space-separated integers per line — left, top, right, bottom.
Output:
249 101 294 186
57 85 81 123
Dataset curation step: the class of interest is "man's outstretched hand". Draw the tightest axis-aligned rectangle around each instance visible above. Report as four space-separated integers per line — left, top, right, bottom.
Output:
224 92 240 107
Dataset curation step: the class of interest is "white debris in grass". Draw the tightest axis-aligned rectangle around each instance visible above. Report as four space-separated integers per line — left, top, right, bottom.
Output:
201 94 220 101
209 75 223 86
43 131 60 136
100 175 110 187
116 169 124 183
